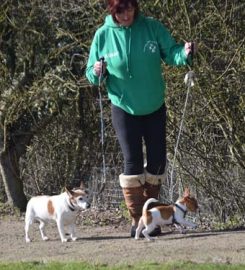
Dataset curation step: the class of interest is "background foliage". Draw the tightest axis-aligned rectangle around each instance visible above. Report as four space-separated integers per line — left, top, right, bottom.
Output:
0 0 244 225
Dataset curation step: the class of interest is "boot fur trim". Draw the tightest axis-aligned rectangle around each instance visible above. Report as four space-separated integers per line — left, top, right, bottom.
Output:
119 174 145 188
145 170 167 186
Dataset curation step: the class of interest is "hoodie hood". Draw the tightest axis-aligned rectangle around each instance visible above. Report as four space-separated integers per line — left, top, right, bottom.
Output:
104 14 119 28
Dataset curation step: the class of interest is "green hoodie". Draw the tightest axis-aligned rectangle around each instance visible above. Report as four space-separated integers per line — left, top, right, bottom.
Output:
86 14 188 115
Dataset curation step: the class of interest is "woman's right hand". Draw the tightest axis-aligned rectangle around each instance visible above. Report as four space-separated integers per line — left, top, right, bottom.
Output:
93 60 107 77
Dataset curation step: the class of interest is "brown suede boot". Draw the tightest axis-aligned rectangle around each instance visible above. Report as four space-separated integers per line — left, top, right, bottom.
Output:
144 170 167 200
119 174 145 237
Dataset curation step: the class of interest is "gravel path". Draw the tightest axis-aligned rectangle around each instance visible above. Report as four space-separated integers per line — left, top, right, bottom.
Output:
0 216 244 265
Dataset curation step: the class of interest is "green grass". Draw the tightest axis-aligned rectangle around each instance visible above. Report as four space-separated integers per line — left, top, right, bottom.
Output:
0 262 244 270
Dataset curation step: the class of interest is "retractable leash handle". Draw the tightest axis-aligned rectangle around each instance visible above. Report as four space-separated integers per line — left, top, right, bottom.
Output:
99 57 105 86
190 42 194 65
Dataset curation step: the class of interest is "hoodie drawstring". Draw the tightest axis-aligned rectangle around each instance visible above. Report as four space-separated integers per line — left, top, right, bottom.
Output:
126 28 132 78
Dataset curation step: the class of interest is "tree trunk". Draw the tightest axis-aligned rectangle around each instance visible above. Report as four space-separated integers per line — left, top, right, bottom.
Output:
0 149 27 211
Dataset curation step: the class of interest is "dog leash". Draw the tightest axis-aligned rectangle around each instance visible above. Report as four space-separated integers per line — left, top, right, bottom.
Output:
98 57 106 194
169 43 195 201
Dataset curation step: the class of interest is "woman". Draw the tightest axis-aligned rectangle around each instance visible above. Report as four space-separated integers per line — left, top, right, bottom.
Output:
86 0 196 237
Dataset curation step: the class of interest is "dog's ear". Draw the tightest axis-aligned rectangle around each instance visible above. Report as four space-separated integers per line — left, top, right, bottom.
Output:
65 187 73 197
183 187 190 197
79 181 86 189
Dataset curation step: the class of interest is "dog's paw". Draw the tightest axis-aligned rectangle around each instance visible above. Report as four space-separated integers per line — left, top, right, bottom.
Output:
147 237 155 242
71 237 78 241
191 224 198 229
61 238 68 243
25 238 31 243
180 229 187 234
42 236 49 241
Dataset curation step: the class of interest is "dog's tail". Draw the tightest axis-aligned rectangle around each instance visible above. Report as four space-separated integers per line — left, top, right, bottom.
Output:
142 198 159 215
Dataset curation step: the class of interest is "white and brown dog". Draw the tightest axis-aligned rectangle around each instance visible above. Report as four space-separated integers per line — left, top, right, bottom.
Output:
25 183 90 243
135 188 198 241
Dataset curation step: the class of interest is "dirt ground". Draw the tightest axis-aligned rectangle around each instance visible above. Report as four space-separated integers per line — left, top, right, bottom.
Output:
0 210 245 266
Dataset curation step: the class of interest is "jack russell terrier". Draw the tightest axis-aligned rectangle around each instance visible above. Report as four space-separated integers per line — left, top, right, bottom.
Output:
135 188 198 241
25 183 90 243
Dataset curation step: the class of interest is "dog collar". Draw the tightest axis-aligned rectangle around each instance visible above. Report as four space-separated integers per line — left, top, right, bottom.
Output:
68 205 75 211
174 203 187 217
68 200 76 211
172 204 187 225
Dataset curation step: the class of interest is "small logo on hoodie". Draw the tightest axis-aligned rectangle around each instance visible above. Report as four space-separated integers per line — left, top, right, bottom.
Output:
104 51 119 59
144 41 158 53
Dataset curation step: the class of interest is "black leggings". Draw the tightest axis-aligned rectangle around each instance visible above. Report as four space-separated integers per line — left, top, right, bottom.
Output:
111 104 166 175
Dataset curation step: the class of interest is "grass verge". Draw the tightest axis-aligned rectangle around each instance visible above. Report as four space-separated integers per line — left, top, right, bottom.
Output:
0 262 244 270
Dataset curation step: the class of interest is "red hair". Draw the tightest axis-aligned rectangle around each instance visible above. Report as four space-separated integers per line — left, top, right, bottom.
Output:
107 0 139 21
